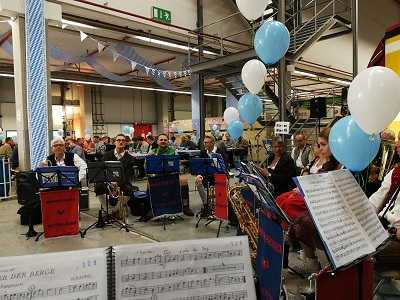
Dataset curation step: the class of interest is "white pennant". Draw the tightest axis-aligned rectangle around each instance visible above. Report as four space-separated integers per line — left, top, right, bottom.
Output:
98 42 104 53
131 61 137 70
80 31 87 42
61 23 67 29
112 52 119 62
145 67 149 75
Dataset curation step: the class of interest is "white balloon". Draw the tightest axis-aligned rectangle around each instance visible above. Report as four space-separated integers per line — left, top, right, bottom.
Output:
129 127 135 134
223 107 240 125
0 127 3 134
85 134 91 141
242 59 267 94
348 66 400 134
236 0 271 21
212 124 218 131
171 123 177 129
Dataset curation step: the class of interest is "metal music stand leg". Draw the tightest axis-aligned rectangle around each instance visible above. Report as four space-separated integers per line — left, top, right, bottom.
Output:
283 241 305 279
216 219 223 237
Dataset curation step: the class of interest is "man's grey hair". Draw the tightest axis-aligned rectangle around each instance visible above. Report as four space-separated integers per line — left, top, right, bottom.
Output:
51 137 65 147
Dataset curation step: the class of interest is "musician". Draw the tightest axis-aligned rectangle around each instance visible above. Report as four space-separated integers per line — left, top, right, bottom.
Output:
148 133 194 216
257 136 297 198
94 134 136 219
194 135 229 216
291 132 314 176
369 131 400 264
39 137 87 184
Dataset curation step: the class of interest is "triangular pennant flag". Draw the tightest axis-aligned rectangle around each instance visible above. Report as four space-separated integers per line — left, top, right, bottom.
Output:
98 42 104 53
168 72 171 78
157 71 161 77
152 69 156 76
162 71 166 78
112 52 119 62
183 71 187 77
61 23 67 29
179 71 182 77
131 61 137 70
174 72 177 78
188 70 191 75
145 67 149 75
80 31 87 42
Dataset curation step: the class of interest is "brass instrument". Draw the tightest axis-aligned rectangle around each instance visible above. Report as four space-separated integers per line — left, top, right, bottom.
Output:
119 190 126 225
378 140 397 181
107 183 124 221
228 184 258 265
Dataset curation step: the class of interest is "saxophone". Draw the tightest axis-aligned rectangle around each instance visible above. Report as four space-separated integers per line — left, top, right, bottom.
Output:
228 184 258 265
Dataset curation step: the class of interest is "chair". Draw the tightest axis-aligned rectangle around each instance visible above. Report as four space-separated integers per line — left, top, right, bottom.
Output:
373 258 400 299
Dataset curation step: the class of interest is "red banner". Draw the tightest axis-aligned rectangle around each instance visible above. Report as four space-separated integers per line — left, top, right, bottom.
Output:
214 174 228 220
40 189 79 238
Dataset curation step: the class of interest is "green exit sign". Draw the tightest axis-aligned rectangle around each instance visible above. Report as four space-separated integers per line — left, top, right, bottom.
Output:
151 6 171 24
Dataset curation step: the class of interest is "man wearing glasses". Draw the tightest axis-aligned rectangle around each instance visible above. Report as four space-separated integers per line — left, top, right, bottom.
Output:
291 132 314 176
94 133 136 219
41 137 87 182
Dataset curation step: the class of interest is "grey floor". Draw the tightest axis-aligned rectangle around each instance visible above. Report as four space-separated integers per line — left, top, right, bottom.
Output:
1 174 399 299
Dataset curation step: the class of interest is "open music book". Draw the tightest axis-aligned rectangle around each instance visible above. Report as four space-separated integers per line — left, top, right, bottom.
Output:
0 236 256 300
294 169 390 269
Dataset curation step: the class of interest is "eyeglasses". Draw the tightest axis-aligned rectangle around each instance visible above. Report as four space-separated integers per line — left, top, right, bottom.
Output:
116 139 125 143
52 144 64 148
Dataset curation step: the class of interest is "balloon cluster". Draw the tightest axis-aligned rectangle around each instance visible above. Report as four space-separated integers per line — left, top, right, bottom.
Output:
122 126 135 135
329 67 400 172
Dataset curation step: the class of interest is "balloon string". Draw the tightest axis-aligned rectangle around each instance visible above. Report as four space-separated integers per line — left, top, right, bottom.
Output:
356 171 366 191
363 135 375 193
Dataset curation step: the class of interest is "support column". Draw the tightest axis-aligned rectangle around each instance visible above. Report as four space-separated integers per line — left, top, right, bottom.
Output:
25 0 52 169
278 0 287 142
196 0 205 149
11 17 30 171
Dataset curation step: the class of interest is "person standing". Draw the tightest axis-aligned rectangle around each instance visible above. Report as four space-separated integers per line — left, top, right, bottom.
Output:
0 137 14 158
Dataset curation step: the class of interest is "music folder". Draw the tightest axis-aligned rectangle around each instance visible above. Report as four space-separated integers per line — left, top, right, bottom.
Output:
189 158 219 175
146 155 180 174
87 161 124 183
36 166 79 188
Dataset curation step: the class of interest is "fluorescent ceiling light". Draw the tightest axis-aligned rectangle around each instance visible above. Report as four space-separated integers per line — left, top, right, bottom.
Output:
61 19 96 29
50 78 225 98
294 70 317 77
327 77 351 85
0 73 225 97
134 36 216 55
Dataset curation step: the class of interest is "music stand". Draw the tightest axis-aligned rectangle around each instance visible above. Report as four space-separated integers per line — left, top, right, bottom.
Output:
146 155 183 229
81 161 130 237
33 166 80 241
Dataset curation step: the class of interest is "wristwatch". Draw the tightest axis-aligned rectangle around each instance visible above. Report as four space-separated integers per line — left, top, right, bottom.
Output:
388 227 398 240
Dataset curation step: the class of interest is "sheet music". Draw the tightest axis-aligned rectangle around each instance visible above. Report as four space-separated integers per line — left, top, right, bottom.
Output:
0 248 107 300
329 169 388 248
114 236 256 300
296 172 376 269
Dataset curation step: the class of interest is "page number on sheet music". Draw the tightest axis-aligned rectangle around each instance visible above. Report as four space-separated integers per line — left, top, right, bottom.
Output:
231 241 242 246
82 260 97 268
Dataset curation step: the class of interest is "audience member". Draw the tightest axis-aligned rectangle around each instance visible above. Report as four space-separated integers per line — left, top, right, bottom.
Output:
65 137 86 161
183 135 197 150
257 136 296 197
194 135 229 216
148 133 194 216
0 137 14 158
215 135 227 152
39 137 87 182
11 143 19 170
291 132 314 176
94 134 137 219
93 135 106 160
190 129 198 144
136 136 149 153
147 135 158 152
235 136 249 163
84 137 95 153
224 133 235 147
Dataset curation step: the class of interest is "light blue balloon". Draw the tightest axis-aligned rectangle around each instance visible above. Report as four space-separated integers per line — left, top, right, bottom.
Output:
215 130 220 136
12 136 17 143
122 126 130 134
238 93 262 125
0 134 4 141
84 128 90 134
58 129 63 136
254 21 290 65
329 116 380 172
227 120 244 140
178 129 184 135
174 127 178 132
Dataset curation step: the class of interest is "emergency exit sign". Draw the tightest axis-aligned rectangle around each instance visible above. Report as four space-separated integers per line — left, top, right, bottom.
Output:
151 6 171 23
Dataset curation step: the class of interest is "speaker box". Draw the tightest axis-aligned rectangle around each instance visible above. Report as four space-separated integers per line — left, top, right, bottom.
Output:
79 187 90 211
16 172 39 205
310 97 327 118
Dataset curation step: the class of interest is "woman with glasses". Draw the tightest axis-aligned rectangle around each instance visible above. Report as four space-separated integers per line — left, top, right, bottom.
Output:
257 136 297 197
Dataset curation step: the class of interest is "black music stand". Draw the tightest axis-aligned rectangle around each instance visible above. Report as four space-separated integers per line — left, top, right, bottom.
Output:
81 161 130 237
31 166 80 241
146 155 183 229
190 156 226 231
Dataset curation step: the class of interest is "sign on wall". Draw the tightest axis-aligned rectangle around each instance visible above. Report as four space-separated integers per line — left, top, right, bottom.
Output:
151 6 171 23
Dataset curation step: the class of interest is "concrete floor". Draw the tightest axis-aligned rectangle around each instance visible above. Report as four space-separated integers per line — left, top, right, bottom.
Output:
1 174 399 299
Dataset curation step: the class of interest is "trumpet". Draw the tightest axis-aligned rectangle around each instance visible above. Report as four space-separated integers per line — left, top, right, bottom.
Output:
228 184 258 266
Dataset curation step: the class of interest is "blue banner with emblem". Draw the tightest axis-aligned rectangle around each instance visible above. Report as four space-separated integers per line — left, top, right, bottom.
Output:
148 173 183 218
256 210 284 300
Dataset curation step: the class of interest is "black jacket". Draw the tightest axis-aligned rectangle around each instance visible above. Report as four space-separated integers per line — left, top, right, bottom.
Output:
266 152 297 197
102 150 135 184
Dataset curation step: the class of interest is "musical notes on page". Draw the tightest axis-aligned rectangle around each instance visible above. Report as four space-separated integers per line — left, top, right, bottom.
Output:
0 248 107 300
115 236 256 300
296 170 377 269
